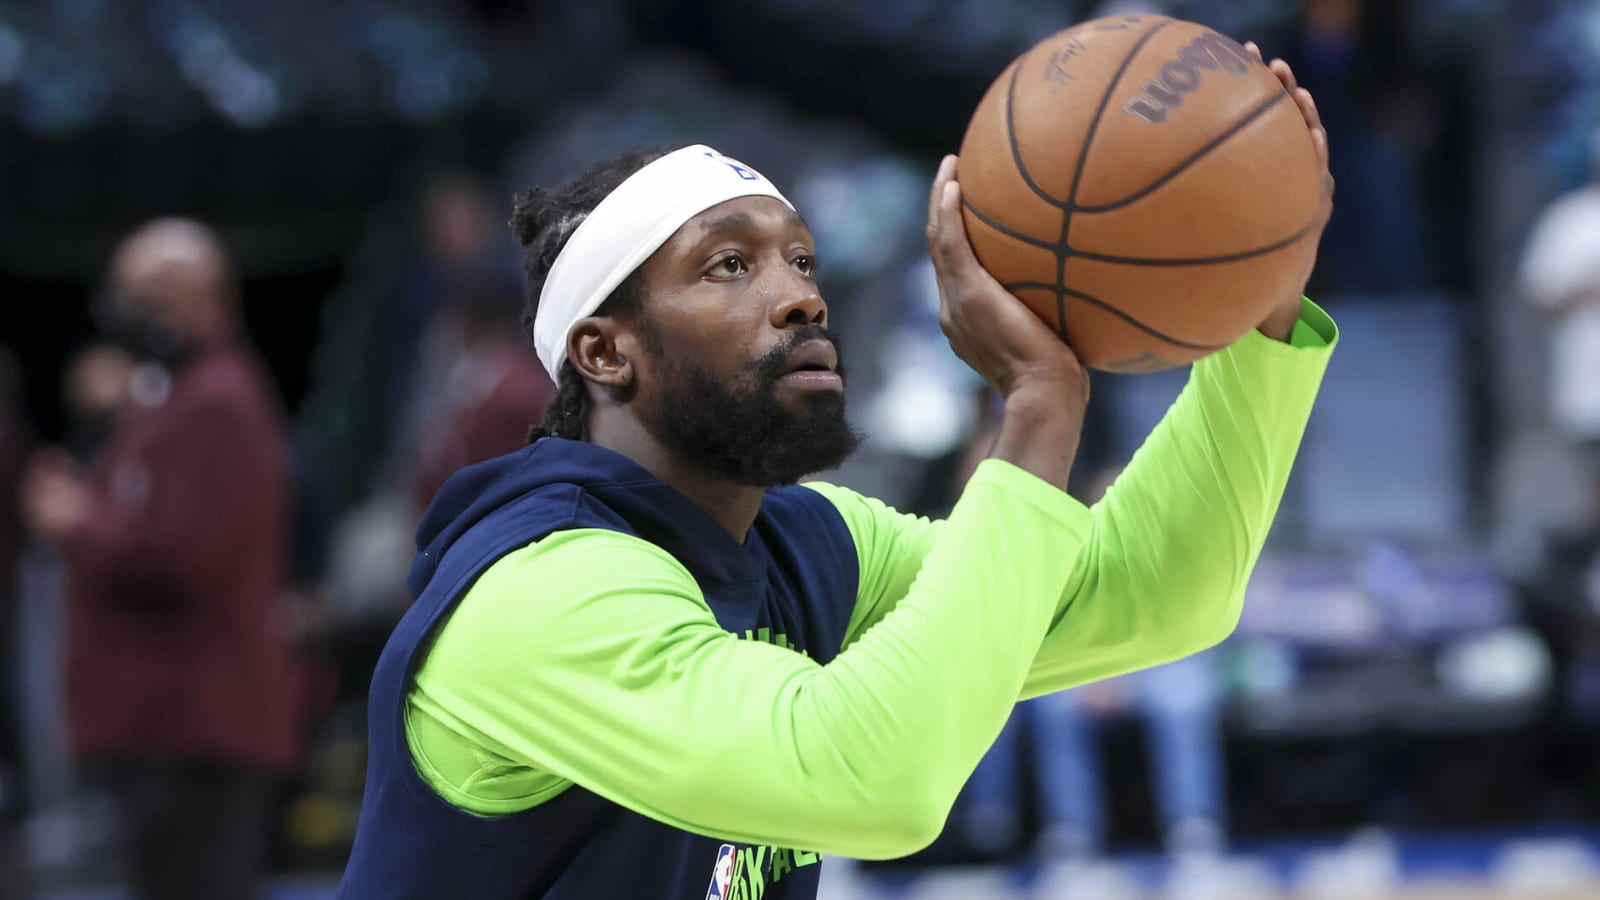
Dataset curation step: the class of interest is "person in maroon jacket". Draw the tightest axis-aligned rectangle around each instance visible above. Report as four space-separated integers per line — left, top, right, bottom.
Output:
21 218 301 900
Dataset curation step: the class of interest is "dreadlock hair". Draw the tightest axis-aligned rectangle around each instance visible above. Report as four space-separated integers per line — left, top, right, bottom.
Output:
511 144 678 441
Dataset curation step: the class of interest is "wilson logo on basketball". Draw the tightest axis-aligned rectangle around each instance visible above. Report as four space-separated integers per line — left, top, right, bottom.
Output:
1122 33 1257 125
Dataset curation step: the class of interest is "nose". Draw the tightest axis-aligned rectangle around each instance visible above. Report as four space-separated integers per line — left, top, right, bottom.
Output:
769 270 827 330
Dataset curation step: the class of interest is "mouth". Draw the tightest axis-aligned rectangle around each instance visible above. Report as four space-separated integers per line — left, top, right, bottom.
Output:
778 339 843 391
782 340 838 374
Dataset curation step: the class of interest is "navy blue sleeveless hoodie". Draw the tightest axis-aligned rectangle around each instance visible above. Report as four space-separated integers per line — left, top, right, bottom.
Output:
337 437 859 899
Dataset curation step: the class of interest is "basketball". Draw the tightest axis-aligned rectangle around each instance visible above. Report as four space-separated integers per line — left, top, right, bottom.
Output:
957 15 1326 372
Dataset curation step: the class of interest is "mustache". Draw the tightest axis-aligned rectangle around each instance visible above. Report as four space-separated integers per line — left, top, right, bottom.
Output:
755 325 847 384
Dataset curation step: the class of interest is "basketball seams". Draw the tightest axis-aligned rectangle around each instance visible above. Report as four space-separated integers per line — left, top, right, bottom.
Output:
1002 282 1229 350
1054 288 1068 341
1003 62 1071 210
978 87 1311 268
1004 50 1081 341
962 198 1057 251
1059 19 1176 211
1053 18 1173 343
1002 52 1076 341
1073 90 1291 213
1068 211 1318 267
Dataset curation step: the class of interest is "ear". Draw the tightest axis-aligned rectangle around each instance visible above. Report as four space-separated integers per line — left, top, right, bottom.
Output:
567 317 634 388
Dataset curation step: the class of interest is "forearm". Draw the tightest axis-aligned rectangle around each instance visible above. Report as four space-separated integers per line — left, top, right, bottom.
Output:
1020 300 1336 698
986 386 1084 492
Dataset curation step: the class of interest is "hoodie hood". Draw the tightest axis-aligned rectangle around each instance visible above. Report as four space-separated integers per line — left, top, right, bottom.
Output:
408 437 767 598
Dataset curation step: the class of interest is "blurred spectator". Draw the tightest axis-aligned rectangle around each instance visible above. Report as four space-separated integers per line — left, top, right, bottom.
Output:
1514 129 1600 758
408 274 556 509
1513 508 1600 737
1023 654 1229 859
19 219 303 900
59 343 135 465
1519 128 1600 496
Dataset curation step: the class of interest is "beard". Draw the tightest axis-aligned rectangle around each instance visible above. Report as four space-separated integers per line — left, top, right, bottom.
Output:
654 325 862 487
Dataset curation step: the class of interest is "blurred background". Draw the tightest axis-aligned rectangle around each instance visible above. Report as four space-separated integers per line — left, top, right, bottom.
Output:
1 0 1599 898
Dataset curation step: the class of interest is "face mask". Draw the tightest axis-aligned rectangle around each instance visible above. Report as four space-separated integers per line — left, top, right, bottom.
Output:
104 313 191 372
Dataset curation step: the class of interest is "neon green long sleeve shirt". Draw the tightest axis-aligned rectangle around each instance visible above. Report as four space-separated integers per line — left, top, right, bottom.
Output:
404 299 1336 860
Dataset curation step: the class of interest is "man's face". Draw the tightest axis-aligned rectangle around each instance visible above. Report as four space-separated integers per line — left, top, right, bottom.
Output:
110 257 186 336
104 229 219 365
623 196 860 486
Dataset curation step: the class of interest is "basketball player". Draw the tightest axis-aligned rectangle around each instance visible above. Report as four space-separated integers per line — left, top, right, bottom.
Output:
338 50 1336 900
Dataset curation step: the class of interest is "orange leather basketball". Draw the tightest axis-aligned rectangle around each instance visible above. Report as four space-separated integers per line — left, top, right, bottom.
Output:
958 15 1325 372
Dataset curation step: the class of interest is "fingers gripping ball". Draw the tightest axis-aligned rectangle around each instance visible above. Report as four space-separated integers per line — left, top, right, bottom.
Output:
957 15 1325 372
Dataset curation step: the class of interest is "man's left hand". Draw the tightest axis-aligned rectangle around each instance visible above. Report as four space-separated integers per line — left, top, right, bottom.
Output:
1246 41 1334 342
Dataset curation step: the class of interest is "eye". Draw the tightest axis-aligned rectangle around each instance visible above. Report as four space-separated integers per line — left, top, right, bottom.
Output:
710 254 747 278
793 255 815 277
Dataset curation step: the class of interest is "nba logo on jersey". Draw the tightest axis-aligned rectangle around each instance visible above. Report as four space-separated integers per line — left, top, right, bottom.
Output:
704 843 737 900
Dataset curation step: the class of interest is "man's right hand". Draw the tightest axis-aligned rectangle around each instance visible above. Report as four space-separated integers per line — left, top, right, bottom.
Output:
925 155 1089 490
21 449 92 542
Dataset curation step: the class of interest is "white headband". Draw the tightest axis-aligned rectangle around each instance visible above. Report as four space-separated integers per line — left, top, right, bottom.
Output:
533 144 794 380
